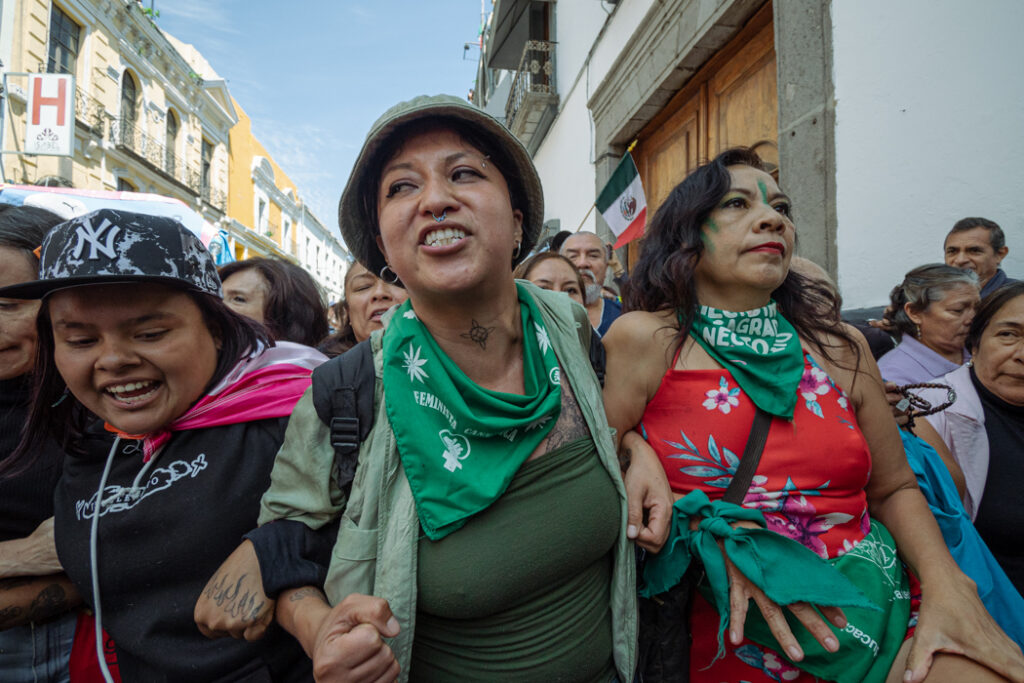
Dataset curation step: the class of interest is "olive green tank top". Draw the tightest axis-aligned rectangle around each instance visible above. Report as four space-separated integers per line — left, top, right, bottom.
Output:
410 437 619 682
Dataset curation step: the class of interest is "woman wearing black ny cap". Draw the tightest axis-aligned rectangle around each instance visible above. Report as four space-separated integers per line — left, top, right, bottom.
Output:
1 209 325 682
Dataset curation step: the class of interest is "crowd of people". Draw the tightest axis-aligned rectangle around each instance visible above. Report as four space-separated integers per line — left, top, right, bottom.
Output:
0 92 1021 683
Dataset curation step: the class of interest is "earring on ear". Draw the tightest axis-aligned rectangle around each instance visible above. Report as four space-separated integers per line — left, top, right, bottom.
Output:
379 264 400 285
512 241 521 260
915 323 922 339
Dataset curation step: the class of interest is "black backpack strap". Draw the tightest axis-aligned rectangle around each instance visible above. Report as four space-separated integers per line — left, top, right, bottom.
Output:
722 407 772 504
310 340 376 491
569 298 606 388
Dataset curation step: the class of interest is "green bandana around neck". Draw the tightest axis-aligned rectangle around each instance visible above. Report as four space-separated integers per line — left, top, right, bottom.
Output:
383 283 562 540
688 301 803 419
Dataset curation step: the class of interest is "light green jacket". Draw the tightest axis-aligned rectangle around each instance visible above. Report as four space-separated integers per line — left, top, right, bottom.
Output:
259 282 637 681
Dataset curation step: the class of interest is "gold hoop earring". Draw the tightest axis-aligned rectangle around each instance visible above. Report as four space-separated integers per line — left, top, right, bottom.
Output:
379 264 400 284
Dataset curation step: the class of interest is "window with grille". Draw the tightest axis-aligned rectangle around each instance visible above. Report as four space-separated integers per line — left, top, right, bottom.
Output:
47 5 81 75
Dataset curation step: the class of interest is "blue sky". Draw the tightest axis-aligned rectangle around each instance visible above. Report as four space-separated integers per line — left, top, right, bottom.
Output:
156 0 487 244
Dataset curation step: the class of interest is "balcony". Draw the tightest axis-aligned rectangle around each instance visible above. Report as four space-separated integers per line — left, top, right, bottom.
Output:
74 86 107 132
200 182 227 213
109 117 205 197
505 40 558 152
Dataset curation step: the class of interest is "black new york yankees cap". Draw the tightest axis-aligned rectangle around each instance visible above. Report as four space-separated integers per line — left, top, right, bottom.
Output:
0 208 222 299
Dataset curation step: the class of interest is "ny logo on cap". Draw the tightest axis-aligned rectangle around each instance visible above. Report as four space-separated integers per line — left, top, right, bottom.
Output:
72 217 122 261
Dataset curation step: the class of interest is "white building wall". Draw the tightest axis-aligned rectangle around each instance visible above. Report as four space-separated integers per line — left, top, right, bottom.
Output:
832 0 1024 309
532 0 655 233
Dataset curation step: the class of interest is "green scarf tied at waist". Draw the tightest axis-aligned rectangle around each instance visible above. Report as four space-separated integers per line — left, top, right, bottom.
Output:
641 491 910 683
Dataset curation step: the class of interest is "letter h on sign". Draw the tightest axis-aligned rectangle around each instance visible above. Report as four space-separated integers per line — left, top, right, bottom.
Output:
23 73 75 156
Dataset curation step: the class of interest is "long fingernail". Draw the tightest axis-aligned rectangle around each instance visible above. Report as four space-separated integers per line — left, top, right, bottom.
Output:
825 636 838 652
903 670 914 682
730 630 739 644
627 524 638 538
787 645 803 661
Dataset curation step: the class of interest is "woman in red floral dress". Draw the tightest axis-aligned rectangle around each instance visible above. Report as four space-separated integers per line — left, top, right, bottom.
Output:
604 148 1023 683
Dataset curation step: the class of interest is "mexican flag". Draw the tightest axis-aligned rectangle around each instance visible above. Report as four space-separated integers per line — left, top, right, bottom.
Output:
596 152 647 249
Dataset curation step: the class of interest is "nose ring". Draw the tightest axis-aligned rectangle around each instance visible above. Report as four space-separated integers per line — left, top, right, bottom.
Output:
432 210 447 223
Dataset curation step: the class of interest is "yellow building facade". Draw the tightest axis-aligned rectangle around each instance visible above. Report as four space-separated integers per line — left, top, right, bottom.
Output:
0 0 348 298
0 0 233 227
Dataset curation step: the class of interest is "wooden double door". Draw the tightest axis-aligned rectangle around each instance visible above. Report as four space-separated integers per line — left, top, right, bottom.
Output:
630 2 777 265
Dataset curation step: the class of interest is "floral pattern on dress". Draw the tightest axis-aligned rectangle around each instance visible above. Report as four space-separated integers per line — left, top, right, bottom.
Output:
734 644 803 681
744 478 853 558
661 428 740 489
799 364 831 418
703 375 741 414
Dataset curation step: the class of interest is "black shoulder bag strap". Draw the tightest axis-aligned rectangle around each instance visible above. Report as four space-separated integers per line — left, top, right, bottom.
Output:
310 340 376 492
637 405 773 683
723 406 773 503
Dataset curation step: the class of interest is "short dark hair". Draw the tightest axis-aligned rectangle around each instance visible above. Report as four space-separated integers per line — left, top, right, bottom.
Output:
5 289 270 476
949 217 1005 251
967 280 1024 351
0 205 64 268
884 264 979 339
623 147 856 366
219 258 329 346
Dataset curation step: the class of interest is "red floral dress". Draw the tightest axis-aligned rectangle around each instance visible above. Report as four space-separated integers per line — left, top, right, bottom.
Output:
641 353 915 682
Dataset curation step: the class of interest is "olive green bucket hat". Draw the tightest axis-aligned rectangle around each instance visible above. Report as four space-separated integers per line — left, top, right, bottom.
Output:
337 94 544 276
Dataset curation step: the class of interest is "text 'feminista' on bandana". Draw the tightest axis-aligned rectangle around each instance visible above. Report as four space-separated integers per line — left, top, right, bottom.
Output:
688 301 803 419
383 283 562 540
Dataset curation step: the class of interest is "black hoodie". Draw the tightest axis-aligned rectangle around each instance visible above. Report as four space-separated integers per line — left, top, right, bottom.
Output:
54 418 312 683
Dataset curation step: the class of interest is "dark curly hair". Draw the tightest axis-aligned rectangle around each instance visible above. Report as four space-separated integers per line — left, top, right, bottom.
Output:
624 147 856 363
219 257 329 347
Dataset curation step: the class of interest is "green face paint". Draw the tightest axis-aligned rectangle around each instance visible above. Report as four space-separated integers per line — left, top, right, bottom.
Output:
757 179 770 204
700 222 716 253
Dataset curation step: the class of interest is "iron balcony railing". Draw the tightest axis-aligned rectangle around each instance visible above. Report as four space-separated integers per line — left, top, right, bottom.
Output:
200 182 227 213
110 117 223 209
505 40 556 131
74 86 107 131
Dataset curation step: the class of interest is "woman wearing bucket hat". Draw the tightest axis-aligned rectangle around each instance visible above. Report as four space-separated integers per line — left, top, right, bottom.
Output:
0 208 326 682
216 94 670 681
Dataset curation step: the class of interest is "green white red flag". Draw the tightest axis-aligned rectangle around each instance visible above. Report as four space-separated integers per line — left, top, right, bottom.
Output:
596 152 647 249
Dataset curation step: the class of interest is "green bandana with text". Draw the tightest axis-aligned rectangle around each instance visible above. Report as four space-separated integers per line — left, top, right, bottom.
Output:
383 283 562 540
688 301 803 419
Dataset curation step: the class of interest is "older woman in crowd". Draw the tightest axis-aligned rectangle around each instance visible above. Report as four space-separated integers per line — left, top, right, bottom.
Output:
923 282 1024 595
513 251 586 306
877 264 980 383
317 261 407 357
603 147 1022 682
0 210 324 681
220 257 330 347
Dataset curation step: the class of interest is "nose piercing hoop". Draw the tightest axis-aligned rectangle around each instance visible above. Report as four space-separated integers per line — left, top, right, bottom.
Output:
432 210 447 223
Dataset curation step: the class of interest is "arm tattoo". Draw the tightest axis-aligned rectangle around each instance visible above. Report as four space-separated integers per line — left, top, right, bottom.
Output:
618 445 632 471
461 319 495 349
28 583 70 623
288 587 326 603
202 573 267 623
0 605 24 629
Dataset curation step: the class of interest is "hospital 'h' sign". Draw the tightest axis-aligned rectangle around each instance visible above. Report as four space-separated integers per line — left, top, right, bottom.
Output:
25 73 75 156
